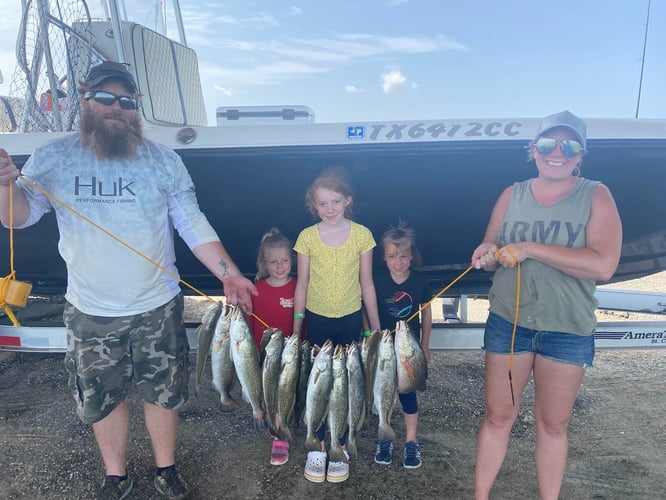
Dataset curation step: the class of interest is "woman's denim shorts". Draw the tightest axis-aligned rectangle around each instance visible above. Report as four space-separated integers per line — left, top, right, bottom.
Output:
483 312 595 367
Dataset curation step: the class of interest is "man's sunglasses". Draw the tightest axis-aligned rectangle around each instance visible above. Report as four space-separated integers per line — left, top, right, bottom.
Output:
534 137 584 158
83 91 139 111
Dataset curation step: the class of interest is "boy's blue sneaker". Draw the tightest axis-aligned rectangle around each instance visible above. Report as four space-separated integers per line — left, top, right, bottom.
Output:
403 441 422 469
374 439 393 465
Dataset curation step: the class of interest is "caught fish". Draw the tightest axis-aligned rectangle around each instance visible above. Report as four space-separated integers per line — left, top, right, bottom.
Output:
276 333 301 441
374 329 397 442
195 300 223 398
258 327 275 365
304 340 334 452
328 344 349 464
211 304 239 410
293 340 312 428
261 329 284 436
361 329 381 423
395 320 427 393
345 342 365 459
229 305 266 429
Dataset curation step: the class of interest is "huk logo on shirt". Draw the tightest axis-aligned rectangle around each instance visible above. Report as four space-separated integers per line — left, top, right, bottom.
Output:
74 176 137 204
74 176 136 196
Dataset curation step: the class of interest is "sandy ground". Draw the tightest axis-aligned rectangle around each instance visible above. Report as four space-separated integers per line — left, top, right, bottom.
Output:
0 272 664 499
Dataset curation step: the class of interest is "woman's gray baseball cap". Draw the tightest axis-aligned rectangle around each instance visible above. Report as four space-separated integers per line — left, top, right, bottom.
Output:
85 61 138 93
535 110 587 149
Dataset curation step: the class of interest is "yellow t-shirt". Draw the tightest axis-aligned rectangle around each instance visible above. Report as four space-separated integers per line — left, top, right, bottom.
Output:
294 221 376 318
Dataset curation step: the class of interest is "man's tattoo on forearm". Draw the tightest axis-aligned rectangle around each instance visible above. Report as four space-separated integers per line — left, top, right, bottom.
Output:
218 258 231 277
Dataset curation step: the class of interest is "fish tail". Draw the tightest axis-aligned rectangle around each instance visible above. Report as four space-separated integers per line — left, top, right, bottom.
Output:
304 433 322 453
346 436 358 459
252 410 267 431
219 393 240 411
378 423 396 442
277 426 293 443
329 444 348 464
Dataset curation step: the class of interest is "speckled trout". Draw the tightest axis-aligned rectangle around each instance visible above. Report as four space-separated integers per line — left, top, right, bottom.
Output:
346 341 365 459
262 328 283 436
304 340 333 452
276 333 301 441
211 304 239 410
374 329 397 441
194 300 222 398
229 305 266 430
328 344 349 464
395 320 427 393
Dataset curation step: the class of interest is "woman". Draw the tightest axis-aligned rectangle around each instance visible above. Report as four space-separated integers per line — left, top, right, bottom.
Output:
470 110 622 500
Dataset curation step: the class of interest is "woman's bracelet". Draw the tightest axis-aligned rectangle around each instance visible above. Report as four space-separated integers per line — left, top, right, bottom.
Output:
294 312 305 319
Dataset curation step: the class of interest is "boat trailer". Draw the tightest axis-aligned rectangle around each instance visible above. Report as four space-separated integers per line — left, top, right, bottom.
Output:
1 288 664 352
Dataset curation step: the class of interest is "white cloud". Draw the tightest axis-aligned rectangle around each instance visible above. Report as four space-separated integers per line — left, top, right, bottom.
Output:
214 86 234 96
204 60 329 88
288 6 304 16
193 31 466 92
382 70 407 94
345 85 364 93
180 8 277 32
194 32 465 80
245 12 280 27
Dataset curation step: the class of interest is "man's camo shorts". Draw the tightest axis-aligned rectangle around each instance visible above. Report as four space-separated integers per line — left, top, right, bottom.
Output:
63 294 190 424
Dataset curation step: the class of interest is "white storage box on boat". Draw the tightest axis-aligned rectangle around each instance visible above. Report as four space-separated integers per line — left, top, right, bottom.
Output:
216 105 315 125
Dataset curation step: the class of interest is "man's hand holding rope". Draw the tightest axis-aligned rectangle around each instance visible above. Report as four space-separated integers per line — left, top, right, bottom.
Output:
0 148 20 187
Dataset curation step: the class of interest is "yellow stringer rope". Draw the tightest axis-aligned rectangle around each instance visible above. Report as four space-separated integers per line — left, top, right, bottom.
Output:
400 247 522 407
403 264 474 328
495 247 521 406
19 175 215 297
5 176 522 362
7 176 273 329
1 182 22 326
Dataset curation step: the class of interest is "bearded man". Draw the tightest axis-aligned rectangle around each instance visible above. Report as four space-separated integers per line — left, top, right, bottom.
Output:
0 61 257 500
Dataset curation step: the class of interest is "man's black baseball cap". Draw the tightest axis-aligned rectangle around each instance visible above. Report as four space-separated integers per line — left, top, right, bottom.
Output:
85 61 138 93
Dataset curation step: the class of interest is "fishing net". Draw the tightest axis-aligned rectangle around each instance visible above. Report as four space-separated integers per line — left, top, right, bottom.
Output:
1 0 100 133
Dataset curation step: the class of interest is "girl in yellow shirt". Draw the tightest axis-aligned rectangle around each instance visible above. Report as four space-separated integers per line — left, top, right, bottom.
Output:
293 166 381 484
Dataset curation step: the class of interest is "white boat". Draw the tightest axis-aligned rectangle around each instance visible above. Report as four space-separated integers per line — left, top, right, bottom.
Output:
0 1 664 351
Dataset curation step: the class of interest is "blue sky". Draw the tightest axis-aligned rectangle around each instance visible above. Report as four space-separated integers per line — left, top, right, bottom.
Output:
1 0 665 125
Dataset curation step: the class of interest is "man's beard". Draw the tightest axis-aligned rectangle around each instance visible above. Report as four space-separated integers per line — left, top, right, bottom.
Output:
79 106 144 159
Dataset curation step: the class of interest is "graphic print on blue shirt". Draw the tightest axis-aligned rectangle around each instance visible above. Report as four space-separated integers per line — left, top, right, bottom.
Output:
384 290 415 319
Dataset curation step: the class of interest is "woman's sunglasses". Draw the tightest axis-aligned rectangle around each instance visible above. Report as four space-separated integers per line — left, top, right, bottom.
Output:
83 91 139 111
534 137 584 158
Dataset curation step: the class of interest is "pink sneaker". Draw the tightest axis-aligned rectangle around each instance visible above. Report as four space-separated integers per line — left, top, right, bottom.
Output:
270 439 289 466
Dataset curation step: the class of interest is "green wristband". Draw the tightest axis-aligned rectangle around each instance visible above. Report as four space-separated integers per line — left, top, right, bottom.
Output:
294 312 305 319
362 330 372 337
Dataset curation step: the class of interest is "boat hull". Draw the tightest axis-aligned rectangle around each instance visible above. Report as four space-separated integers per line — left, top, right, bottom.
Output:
2 126 665 296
